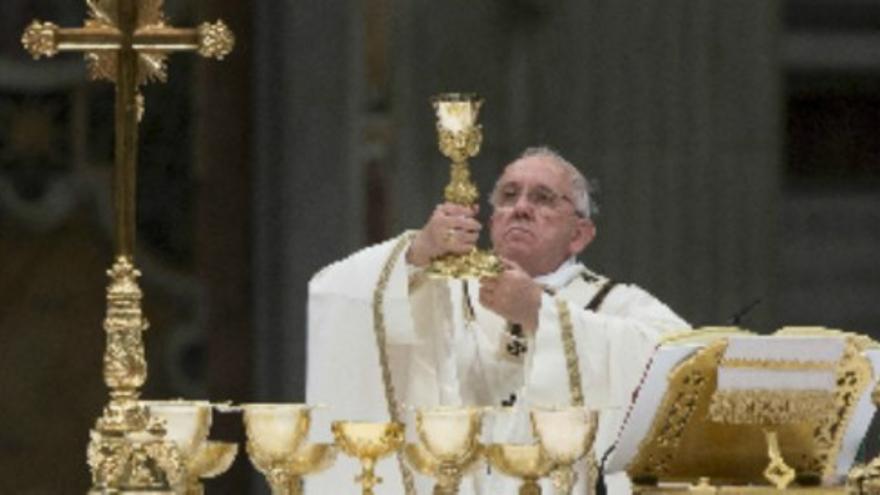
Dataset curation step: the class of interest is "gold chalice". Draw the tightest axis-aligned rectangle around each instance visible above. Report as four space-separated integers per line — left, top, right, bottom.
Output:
405 407 484 494
141 400 236 494
332 421 404 495
242 404 313 495
486 444 553 495
428 92 502 278
530 407 597 495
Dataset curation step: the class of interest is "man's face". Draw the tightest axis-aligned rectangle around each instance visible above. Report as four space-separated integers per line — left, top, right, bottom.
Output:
489 156 595 277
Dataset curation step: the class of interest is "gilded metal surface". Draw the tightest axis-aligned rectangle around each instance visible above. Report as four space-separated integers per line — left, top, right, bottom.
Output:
407 408 484 494
426 93 502 279
627 329 875 489
708 390 837 425
21 21 59 58
23 1 235 491
198 20 235 60
371 232 419 495
185 441 238 495
762 430 796 490
485 444 553 495
332 421 405 495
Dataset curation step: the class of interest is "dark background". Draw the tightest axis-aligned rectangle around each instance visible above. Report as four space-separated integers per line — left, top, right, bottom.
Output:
1 0 879 492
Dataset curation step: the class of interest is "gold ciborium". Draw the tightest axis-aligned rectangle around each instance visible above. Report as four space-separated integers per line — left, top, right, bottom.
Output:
530 406 597 495
486 444 553 495
243 404 320 495
428 92 503 278
404 407 484 495
332 421 404 495
141 400 238 494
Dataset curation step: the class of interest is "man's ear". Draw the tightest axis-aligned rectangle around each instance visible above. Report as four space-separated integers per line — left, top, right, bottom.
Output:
570 218 596 255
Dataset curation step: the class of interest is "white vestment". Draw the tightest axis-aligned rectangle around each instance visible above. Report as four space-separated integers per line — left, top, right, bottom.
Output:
306 233 688 494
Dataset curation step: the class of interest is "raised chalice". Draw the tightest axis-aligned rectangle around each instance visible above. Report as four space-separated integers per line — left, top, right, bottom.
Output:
530 406 597 495
404 407 485 495
427 92 502 279
332 421 405 495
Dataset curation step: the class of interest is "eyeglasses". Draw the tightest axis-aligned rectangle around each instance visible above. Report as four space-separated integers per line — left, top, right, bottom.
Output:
493 184 576 213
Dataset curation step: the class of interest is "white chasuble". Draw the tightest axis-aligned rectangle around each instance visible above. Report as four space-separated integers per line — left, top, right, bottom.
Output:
306 233 689 494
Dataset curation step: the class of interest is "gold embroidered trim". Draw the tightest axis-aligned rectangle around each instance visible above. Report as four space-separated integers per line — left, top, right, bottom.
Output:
719 358 836 371
372 232 418 495
557 297 600 488
708 389 837 425
557 298 584 407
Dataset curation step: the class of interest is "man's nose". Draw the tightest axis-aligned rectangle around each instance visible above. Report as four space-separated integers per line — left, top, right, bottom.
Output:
512 193 534 217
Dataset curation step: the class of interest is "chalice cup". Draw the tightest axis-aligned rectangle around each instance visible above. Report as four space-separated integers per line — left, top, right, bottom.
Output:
332 421 404 495
486 444 553 495
428 92 502 279
530 407 597 495
142 400 235 494
185 441 239 495
242 404 312 495
405 407 484 495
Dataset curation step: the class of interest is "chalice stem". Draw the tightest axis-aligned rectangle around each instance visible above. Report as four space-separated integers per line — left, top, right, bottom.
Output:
520 479 542 495
290 476 304 495
359 458 379 495
550 466 577 495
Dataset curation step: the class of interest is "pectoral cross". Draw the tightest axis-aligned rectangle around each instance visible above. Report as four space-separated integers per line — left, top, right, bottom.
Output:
21 1 233 491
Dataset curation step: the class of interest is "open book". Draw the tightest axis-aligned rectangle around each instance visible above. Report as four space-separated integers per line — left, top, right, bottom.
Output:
605 327 880 487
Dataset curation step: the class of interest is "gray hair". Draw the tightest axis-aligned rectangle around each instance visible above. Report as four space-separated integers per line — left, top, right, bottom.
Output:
494 146 597 218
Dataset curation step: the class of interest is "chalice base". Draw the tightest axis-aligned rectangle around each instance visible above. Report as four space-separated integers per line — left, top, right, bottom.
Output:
427 248 503 279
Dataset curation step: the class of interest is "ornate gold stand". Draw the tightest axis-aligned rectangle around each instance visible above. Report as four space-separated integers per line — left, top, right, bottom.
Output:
427 93 502 279
22 1 233 492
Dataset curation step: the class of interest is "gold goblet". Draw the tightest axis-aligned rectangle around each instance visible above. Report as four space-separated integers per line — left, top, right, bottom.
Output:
332 421 405 495
486 444 553 495
405 407 484 495
141 400 237 494
428 92 502 279
185 441 239 495
242 404 313 495
530 407 597 495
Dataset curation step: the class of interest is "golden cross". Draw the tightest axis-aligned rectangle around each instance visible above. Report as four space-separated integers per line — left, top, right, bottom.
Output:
21 0 234 257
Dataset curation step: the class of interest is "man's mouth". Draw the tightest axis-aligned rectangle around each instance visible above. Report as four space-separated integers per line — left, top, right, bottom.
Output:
505 225 534 238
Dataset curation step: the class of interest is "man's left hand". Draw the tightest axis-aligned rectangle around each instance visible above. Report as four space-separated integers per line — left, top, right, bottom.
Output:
479 258 543 332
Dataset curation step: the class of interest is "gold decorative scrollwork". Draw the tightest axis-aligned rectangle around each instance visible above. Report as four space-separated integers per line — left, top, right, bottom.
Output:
708 390 837 425
21 21 59 59
198 20 235 60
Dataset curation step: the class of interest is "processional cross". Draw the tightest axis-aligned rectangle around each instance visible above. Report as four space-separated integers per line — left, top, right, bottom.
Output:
22 1 233 492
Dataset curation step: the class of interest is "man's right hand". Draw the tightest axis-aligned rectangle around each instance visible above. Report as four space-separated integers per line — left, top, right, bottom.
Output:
406 203 481 267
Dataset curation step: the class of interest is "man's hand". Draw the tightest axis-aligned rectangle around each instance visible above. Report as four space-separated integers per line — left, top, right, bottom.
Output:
407 203 481 267
479 258 543 332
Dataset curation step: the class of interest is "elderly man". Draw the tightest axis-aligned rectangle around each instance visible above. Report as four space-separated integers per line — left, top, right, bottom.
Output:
306 147 688 494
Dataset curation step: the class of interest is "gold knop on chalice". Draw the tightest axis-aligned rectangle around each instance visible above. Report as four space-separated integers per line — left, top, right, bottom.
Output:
141 400 238 495
243 404 336 495
332 421 405 495
428 92 503 279
530 406 598 495
404 407 485 495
